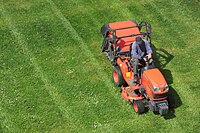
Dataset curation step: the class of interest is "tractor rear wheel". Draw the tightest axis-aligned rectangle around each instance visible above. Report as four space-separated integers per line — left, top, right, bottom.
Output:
133 100 145 114
112 66 126 87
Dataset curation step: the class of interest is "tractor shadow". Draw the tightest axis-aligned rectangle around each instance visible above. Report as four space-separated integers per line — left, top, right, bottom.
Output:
151 44 182 119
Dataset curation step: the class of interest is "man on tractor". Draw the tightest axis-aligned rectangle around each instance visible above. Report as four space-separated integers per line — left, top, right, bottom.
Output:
131 36 153 83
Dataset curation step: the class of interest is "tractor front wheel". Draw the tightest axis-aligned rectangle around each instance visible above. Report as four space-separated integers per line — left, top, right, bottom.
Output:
112 66 126 87
133 100 145 114
167 93 176 108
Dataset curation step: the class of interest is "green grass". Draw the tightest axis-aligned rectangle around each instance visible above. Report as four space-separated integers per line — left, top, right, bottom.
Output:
0 0 200 132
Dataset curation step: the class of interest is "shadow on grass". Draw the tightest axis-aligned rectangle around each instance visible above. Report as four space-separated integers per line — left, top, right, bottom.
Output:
151 44 182 119
164 86 182 119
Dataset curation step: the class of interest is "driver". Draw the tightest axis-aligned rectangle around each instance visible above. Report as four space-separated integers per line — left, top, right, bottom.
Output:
131 36 153 83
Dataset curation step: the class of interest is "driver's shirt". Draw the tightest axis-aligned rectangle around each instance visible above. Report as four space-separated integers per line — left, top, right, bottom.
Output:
131 39 152 60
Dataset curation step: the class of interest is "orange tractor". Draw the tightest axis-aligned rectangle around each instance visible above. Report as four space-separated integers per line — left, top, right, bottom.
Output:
100 20 171 115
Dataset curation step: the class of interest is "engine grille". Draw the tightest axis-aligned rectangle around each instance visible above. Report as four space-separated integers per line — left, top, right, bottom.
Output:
152 93 167 99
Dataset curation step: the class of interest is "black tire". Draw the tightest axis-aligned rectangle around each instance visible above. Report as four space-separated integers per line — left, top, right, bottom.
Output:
133 100 145 114
167 93 176 108
112 66 127 87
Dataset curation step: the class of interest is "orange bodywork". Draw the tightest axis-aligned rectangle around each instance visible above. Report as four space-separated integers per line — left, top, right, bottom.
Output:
107 20 168 102
117 56 168 101
122 85 144 102
108 20 141 52
116 57 133 82
142 69 168 100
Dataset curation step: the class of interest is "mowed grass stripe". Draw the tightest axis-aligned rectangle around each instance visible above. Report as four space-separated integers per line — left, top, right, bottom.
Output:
0 5 76 131
47 0 122 100
0 8 20 132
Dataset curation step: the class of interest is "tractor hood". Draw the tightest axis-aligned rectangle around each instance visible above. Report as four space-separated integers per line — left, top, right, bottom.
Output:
143 68 167 91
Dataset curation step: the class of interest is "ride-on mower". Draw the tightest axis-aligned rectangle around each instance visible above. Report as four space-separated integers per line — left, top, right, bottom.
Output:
100 20 171 115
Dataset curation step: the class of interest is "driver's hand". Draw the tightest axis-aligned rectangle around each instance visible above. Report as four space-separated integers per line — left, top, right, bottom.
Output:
147 54 152 59
143 57 147 62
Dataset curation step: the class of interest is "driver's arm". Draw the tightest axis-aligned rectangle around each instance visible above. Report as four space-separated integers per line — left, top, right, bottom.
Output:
131 43 139 59
144 40 152 59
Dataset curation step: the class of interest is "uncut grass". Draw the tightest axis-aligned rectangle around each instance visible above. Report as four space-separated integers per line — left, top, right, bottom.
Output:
1 29 65 132
1 2 78 132
1 0 200 132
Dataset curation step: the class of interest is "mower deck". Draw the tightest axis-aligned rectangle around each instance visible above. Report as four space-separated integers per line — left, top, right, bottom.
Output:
122 86 144 102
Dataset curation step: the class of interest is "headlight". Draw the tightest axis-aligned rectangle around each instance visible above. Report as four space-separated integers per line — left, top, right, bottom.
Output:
164 85 169 91
153 86 160 92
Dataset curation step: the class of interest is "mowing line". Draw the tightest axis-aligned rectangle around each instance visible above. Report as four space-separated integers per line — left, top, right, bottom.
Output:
47 0 122 100
0 5 74 129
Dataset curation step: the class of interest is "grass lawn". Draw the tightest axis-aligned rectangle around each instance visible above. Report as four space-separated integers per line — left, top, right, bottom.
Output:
0 0 200 132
